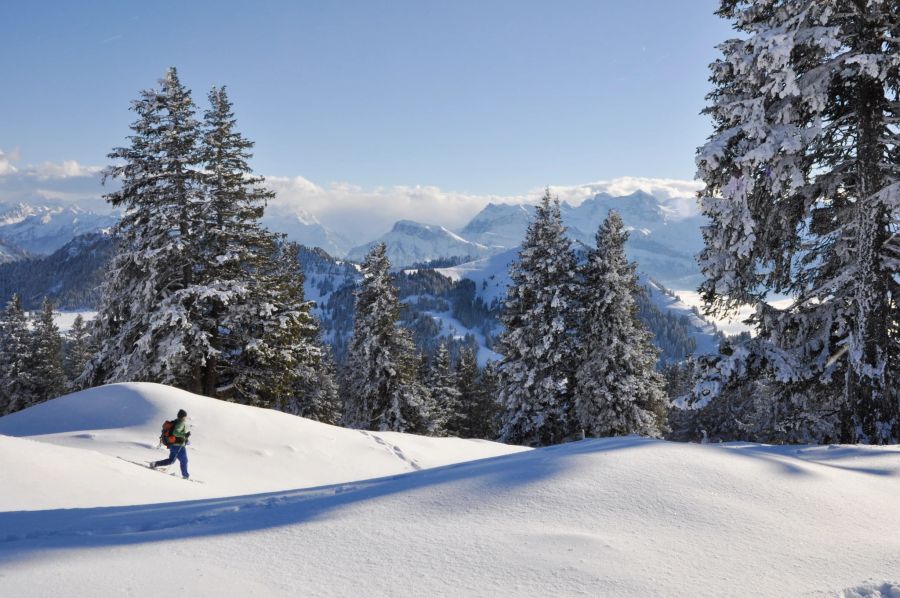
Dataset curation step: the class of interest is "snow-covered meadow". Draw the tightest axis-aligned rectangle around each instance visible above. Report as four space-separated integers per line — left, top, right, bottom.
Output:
1 383 898 597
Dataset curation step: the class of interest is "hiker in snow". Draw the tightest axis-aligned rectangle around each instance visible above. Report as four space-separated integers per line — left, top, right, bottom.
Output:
151 409 191 479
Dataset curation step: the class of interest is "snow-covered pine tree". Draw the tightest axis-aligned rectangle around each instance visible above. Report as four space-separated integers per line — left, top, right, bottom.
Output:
28 297 66 404
427 342 462 435
64 314 94 388
696 1 900 443
197 85 278 397
496 190 580 446
233 241 324 409
84 67 210 390
0 295 37 414
573 211 667 438
344 243 433 433
455 349 500 439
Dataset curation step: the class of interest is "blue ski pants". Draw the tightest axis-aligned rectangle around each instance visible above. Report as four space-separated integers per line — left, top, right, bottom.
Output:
154 445 189 478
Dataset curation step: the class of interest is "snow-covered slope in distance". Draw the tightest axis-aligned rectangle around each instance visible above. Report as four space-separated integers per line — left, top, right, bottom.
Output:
437 248 520 307
346 220 498 268
1 383 898 597
438 250 722 358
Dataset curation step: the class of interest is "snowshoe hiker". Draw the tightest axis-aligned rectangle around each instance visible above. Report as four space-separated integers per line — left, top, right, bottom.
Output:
151 409 191 479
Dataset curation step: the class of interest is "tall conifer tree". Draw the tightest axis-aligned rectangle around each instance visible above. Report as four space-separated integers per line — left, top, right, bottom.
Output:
573 211 667 438
85 67 208 389
496 191 580 446
696 1 900 442
65 314 94 388
198 86 278 396
29 297 66 404
427 342 462 435
344 243 432 433
0 295 36 414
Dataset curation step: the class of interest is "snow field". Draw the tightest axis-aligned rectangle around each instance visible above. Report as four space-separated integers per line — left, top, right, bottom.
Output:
1 383 899 597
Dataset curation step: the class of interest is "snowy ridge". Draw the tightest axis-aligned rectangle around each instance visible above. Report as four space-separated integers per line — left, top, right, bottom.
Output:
346 219 497 268
642 277 721 355
0 383 524 505
2 383 899 596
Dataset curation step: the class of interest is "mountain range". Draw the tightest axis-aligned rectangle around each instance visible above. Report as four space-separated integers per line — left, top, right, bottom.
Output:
0 202 118 263
352 190 706 289
0 190 705 290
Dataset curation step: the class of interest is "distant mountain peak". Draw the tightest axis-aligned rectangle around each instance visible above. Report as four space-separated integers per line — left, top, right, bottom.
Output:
346 219 495 268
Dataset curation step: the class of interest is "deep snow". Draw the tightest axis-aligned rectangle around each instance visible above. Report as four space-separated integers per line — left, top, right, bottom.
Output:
1 383 899 597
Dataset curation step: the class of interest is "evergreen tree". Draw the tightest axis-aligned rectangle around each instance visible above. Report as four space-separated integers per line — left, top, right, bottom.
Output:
82 71 330 410
344 243 432 433
65 314 94 388
0 295 37 414
29 297 66 404
496 190 580 446
197 85 278 397
696 1 900 443
456 350 500 439
279 348 342 424
84 67 209 390
573 212 667 438
233 241 324 409
427 342 462 435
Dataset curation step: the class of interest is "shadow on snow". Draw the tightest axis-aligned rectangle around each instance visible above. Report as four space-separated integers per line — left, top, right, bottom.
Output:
1 436 896 565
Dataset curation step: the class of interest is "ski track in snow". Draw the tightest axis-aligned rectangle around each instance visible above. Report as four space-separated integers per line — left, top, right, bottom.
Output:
358 430 422 471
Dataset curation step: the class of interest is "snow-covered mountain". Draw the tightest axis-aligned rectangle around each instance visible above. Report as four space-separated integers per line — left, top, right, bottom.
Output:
2 382 898 597
0 239 28 263
261 206 352 257
346 220 498 268
458 202 537 249
0 202 118 258
456 191 706 289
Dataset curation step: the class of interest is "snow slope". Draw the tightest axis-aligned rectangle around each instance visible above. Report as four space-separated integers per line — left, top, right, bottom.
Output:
2 384 899 597
0 383 524 506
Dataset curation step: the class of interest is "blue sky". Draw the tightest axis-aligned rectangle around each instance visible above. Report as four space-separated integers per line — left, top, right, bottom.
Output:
2 0 731 197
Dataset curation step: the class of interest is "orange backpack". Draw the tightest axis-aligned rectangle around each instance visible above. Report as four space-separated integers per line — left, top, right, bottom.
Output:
160 420 177 447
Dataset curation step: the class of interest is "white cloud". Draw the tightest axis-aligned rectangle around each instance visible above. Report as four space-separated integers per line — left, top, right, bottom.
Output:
264 175 703 240
0 151 108 211
0 148 20 176
0 151 703 242
31 160 103 180
264 176 533 239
